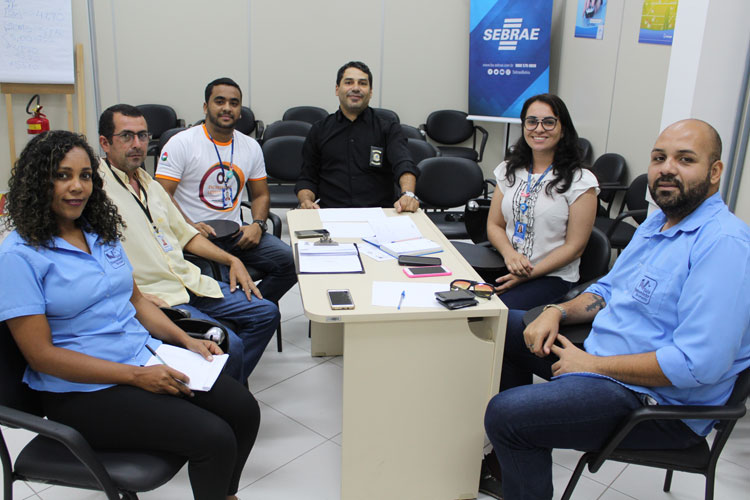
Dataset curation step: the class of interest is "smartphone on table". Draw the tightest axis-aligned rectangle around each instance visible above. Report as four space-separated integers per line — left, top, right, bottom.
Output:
328 289 355 310
398 255 442 266
403 265 452 278
295 229 330 239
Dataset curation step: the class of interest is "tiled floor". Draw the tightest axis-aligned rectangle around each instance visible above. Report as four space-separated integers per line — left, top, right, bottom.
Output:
3 223 750 499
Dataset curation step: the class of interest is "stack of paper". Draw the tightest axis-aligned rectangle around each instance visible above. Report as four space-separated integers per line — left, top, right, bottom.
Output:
379 238 442 257
145 344 228 391
363 216 443 257
296 241 364 273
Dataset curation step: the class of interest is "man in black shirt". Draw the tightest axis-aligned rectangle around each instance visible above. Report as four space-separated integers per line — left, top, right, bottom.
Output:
295 61 420 212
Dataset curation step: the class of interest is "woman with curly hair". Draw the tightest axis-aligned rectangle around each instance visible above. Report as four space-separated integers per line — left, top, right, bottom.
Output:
0 130 258 500
486 94 599 310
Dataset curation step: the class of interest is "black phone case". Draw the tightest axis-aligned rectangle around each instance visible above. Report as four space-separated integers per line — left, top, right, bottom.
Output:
439 298 478 310
398 255 442 266
435 289 475 302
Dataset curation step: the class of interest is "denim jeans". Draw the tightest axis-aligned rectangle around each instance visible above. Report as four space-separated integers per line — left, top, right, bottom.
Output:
215 231 297 304
177 281 279 383
484 310 704 500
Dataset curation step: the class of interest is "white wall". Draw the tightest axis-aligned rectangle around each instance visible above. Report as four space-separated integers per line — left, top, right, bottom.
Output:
1 0 744 209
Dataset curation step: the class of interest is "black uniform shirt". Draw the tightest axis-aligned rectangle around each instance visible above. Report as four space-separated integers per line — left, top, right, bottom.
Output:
295 107 419 208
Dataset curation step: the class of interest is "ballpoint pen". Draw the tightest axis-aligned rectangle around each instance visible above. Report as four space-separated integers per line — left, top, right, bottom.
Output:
146 344 169 366
397 290 406 310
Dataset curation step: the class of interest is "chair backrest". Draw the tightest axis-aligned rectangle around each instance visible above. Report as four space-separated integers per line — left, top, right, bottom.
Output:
591 153 627 204
262 120 312 143
406 138 439 165
282 106 328 124
415 157 484 209
578 226 611 284
709 366 750 458
262 135 305 182
625 173 649 223
373 108 400 123
0 322 44 416
578 137 593 166
137 104 179 139
235 106 258 136
400 124 425 140
423 110 474 145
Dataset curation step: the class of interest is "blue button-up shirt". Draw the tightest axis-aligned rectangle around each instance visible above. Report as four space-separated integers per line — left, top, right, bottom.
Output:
580 192 750 435
0 230 161 392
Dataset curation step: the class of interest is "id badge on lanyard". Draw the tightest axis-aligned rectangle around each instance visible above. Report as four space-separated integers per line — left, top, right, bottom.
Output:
512 201 529 247
153 225 173 252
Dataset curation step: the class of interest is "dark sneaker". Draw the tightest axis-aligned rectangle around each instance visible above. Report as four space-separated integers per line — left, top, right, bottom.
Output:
478 452 503 499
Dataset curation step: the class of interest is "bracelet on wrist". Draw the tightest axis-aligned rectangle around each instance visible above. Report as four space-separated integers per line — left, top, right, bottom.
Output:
543 303 567 322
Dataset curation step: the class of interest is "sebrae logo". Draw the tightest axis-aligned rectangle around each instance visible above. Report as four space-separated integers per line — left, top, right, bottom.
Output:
483 18 541 51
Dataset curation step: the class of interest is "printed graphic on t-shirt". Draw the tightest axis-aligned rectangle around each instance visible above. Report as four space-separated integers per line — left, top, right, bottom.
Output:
632 275 657 304
198 162 245 211
104 247 126 268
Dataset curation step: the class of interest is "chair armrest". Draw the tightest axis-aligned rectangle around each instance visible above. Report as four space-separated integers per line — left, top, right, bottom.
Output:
183 250 222 280
558 276 603 303
240 201 282 238
173 318 229 352
605 209 648 239
588 402 748 472
160 307 191 321
475 125 489 162
254 120 265 140
0 405 121 498
176 118 186 128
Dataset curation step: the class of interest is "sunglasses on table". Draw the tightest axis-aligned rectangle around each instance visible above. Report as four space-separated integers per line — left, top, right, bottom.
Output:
450 279 495 298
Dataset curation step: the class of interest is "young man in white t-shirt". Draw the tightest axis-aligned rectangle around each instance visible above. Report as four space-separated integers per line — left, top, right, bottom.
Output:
156 78 296 304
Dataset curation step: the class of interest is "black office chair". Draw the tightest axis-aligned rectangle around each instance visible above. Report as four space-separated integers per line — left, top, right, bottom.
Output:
282 106 328 124
262 135 306 208
415 157 485 239
561 367 750 500
235 106 264 139
400 123 426 140
595 173 648 251
260 120 312 144
152 126 187 173
591 153 628 218
373 108 400 123
136 104 185 161
0 321 186 500
578 137 593 167
406 138 439 165
420 110 489 162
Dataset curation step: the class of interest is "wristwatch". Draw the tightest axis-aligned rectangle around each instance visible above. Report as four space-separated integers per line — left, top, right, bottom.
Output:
400 191 417 199
543 303 567 321
252 219 267 234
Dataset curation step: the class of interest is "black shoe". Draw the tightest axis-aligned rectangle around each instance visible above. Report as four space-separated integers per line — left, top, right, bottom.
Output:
478 452 503 499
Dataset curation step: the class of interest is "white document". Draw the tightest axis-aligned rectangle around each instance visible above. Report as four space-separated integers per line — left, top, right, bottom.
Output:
358 243 395 262
145 344 228 391
297 242 364 273
380 238 442 257
322 222 375 239
318 207 386 222
371 281 450 309
370 216 422 243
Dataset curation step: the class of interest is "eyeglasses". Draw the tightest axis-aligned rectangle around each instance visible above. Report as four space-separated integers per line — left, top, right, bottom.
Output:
523 116 558 131
112 131 151 143
450 279 495 298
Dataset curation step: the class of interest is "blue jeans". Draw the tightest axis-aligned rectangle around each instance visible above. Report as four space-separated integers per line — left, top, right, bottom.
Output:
177 281 279 383
215 231 297 304
484 310 703 500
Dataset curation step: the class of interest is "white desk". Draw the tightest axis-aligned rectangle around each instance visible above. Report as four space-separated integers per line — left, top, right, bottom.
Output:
287 208 507 500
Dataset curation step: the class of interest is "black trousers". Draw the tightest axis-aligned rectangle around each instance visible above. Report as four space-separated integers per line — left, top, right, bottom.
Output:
40 374 259 500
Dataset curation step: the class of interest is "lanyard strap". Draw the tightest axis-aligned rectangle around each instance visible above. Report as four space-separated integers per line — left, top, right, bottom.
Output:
206 126 234 185
523 164 553 197
105 159 154 224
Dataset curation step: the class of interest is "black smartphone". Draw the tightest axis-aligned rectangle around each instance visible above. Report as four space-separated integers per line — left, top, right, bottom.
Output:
398 255 442 266
435 289 475 302
294 229 330 239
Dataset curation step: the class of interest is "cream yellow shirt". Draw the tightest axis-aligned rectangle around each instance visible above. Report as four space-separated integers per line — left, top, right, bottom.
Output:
100 160 223 305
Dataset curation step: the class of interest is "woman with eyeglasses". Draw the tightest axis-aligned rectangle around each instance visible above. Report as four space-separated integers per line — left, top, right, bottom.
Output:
0 130 258 500
486 93 598 310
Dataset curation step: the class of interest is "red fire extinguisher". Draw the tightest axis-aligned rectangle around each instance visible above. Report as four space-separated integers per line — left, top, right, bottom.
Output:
26 94 50 135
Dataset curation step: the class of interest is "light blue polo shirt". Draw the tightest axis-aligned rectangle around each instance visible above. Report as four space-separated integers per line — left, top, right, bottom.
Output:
0 230 161 392
580 192 750 435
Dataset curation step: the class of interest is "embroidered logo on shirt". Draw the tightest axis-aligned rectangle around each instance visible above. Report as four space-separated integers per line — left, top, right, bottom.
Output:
104 247 126 269
369 146 383 167
632 276 657 304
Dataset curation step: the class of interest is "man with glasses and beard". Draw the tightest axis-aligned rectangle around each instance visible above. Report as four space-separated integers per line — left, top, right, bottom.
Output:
480 119 750 500
295 61 420 211
156 78 296 306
